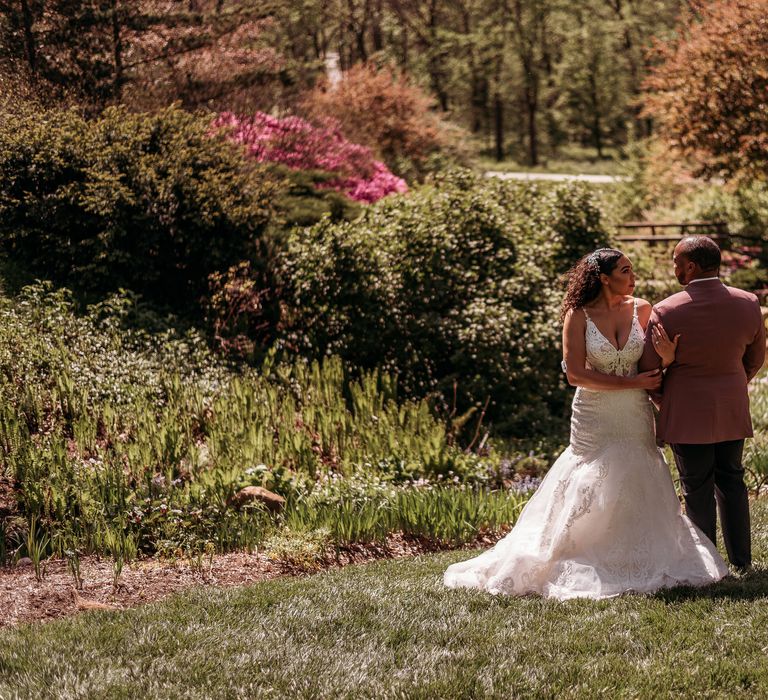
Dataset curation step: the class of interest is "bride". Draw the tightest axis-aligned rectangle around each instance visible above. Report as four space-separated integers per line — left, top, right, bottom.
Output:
444 247 728 600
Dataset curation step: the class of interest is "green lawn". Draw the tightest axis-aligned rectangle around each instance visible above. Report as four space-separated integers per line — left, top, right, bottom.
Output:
475 145 627 176
1 499 767 699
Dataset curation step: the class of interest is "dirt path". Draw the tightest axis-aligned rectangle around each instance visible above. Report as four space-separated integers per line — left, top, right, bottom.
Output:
484 171 626 183
0 531 506 629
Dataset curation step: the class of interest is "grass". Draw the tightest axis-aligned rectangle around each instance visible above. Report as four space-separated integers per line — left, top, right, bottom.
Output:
476 144 627 176
1 499 766 698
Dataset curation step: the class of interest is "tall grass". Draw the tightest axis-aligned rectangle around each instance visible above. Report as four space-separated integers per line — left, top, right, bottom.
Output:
286 487 529 547
0 282 531 559
747 377 768 495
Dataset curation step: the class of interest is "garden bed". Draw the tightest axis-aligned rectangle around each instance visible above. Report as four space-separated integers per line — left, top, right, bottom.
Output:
0 529 508 629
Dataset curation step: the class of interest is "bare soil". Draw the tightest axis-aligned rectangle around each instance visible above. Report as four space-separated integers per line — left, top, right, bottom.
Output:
0 531 506 629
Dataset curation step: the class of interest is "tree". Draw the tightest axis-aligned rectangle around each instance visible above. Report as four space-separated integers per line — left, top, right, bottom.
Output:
0 1 289 112
554 7 629 157
0 0 43 76
124 2 290 113
385 1 454 111
301 62 456 179
596 0 690 139
0 0 696 158
643 0 768 181
508 0 555 166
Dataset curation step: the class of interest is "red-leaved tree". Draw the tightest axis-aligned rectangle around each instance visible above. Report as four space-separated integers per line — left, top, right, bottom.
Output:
643 0 768 181
301 63 461 180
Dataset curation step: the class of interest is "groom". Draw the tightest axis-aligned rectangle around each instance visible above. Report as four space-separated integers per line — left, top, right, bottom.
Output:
639 236 765 572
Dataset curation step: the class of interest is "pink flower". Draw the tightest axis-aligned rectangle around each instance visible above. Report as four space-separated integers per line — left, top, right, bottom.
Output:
212 112 407 203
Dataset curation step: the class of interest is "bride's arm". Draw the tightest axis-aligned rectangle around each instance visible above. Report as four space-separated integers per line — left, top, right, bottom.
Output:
562 308 662 391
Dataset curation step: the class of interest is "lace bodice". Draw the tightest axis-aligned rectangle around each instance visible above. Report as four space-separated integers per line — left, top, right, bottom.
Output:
584 298 644 377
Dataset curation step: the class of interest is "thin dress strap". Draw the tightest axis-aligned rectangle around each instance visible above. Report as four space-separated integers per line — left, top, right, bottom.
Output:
582 307 591 321
632 297 638 320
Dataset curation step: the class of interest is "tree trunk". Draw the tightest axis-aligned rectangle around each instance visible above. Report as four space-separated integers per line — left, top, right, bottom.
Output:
526 86 538 166
512 0 540 165
401 25 408 70
494 92 504 161
429 59 449 111
371 0 383 51
622 27 646 137
470 73 488 134
461 7 487 134
347 0 367 62
592 115 603 158
20 0 37 73
426 1 448 111
589 71 603 158
356 30 368 61
111 0 124 101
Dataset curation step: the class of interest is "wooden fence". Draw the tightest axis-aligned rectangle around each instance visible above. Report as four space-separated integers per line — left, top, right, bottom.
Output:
616 221 730 245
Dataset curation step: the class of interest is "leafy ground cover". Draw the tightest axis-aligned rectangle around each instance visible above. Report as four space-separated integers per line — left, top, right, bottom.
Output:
0 279 546 580
0 500 765 698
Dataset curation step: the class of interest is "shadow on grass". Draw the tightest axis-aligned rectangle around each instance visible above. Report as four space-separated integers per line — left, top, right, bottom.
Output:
654 565 768 604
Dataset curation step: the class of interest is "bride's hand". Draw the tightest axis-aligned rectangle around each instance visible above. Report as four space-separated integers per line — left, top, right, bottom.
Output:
634 369 662 391
652 323 680 368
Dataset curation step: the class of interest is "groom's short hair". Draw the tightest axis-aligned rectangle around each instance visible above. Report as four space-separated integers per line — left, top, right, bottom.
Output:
678 236 721 272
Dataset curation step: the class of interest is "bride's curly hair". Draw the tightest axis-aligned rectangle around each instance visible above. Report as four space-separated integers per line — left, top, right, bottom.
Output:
560 248 624 321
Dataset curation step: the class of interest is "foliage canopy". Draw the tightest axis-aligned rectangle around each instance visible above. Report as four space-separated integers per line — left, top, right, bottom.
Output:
644 0 768 181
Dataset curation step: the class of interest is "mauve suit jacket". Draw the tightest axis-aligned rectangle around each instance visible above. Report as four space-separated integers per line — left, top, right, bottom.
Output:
638 279 766 444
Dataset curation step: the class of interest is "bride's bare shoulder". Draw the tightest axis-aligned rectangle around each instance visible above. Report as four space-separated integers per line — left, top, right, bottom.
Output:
563 307 587 330
632 297 653 325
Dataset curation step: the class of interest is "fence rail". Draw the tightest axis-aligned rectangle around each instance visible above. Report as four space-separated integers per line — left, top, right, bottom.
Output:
616 220 730 244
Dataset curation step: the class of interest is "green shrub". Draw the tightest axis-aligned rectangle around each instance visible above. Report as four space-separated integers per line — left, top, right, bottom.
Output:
269 166 362 229
0 282 228 407
682 180 768 243
279 169 609 437
725 264 768 293
0 105 281 316
744 431 768 498
617 242 680 304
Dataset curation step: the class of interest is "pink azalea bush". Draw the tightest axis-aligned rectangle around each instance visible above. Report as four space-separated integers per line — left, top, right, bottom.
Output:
213 112 408 203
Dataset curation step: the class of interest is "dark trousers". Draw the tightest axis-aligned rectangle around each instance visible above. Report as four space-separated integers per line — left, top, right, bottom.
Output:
671 440 751 568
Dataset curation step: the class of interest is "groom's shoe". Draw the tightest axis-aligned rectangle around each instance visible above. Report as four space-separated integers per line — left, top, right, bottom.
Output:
732 564 753 578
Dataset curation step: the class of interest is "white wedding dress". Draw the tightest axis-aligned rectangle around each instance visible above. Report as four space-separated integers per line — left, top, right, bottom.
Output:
444 300 728 600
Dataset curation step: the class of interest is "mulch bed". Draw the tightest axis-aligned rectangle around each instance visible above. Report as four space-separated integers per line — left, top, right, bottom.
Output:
0 531 507 629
